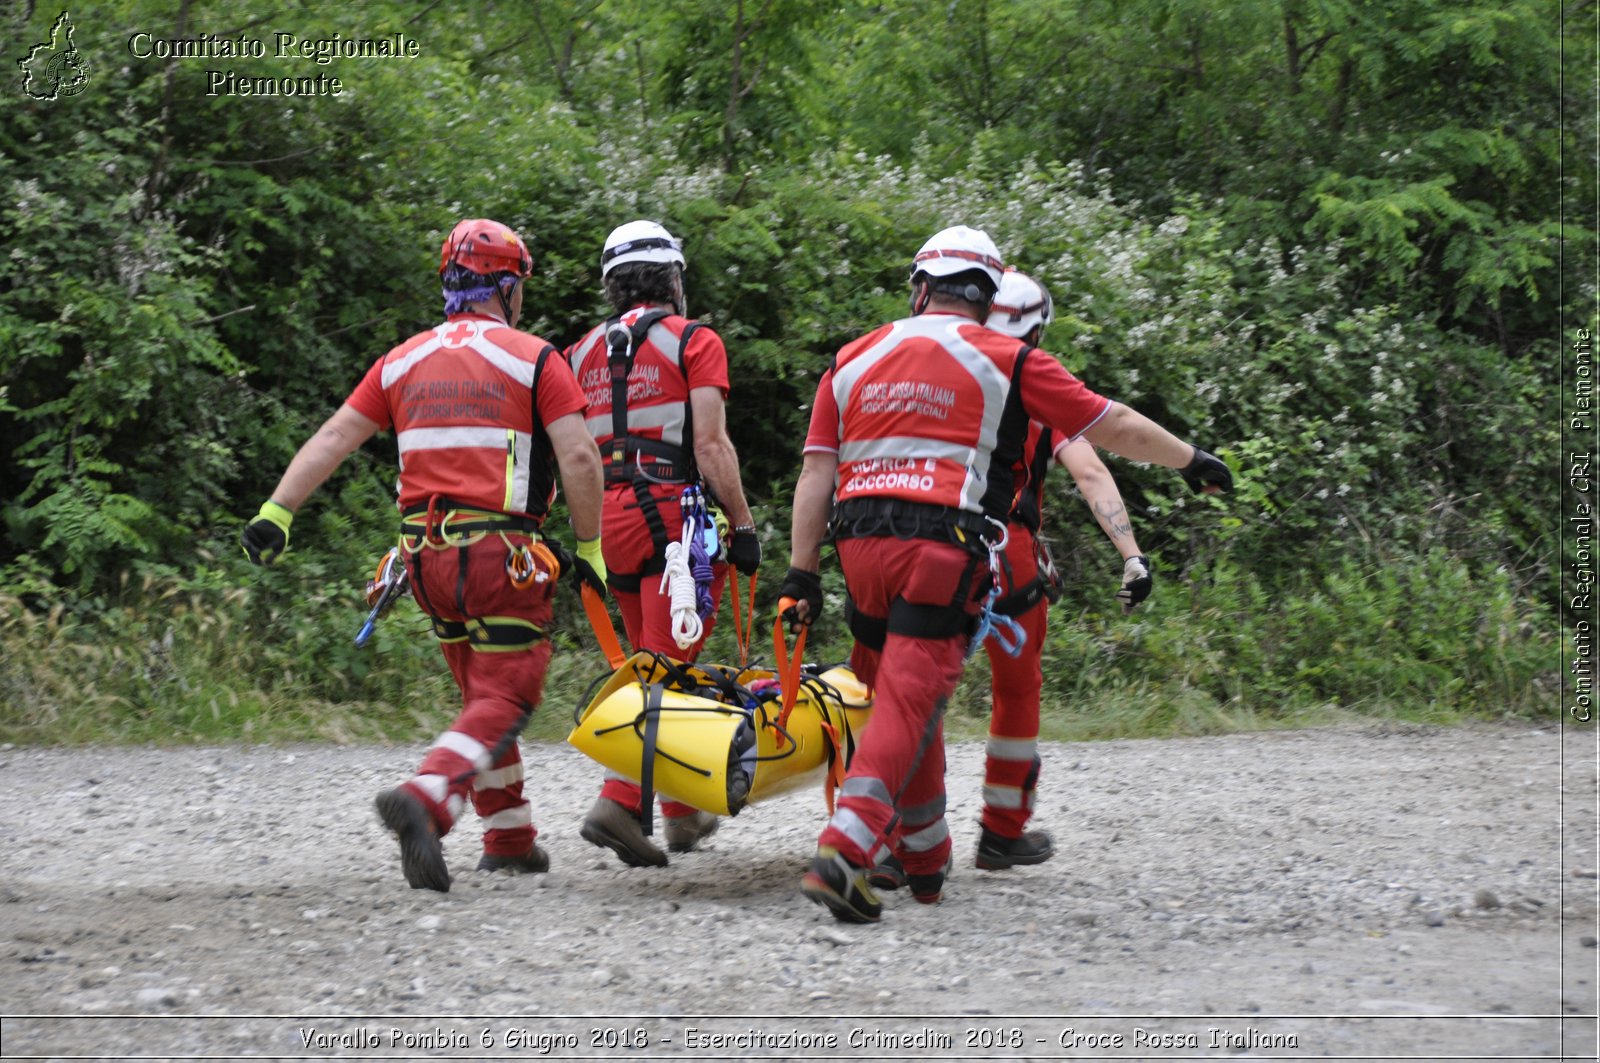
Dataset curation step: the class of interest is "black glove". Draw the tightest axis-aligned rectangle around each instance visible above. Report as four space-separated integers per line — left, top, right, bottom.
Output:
1180 446 1232 494
574 556 607 596
727 527 761 576
547 541 577 586
241 501 293 565
778 567 823 632
1116 555 1153 614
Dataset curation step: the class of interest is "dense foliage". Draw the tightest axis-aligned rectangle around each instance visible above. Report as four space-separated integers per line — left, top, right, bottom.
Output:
1 0 1586 742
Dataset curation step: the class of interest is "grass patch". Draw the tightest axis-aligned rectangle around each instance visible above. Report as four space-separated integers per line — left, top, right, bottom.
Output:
0 550 1556 748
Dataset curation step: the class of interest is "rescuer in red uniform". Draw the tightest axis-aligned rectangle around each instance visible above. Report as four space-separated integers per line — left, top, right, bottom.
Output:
242 218 606 892
867 268 1156 894
565 220 761 868
783 226 1232 923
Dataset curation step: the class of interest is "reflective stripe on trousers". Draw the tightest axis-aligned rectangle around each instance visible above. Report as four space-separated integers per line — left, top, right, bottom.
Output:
982 525 1048 838
402 537 555 857
815 536 983 876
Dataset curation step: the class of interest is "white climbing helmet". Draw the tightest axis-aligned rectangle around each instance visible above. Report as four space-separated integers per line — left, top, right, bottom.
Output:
600 220 685 277
985 269 1054 339
909 225 1005 291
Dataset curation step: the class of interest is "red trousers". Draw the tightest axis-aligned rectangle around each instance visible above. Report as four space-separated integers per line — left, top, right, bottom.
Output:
597 482 727 818
817 536 987 876
398 533 555 858
982 524 1049 838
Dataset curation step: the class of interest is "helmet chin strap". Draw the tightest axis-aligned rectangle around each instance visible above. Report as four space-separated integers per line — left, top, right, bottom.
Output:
911 279 932 315
671 269 688 317
930 278 991 305
912 277 993 317
495 275 518 326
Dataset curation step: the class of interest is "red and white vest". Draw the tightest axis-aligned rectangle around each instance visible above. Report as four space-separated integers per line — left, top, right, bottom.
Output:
830 315 1032 522
378 317 560 520
566 307 700 484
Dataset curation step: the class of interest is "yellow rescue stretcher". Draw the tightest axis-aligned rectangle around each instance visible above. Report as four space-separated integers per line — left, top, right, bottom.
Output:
566 649 873 816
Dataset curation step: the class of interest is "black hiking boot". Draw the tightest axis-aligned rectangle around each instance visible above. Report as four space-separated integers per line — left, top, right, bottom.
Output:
800 846 883 924
907 855 954 904
866 852 906 891
375 788 450 892
975 827 1056 871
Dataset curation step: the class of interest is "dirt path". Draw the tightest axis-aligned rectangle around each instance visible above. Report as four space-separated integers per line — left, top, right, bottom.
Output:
1 724 1595 1060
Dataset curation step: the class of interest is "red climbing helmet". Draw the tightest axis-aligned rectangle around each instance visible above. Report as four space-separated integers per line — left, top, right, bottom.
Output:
438 219 532 279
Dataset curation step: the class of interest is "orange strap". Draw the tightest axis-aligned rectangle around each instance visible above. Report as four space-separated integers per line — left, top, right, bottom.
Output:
582 584 626 670
728 570 758 669
819 720 846 815
771 598 807 750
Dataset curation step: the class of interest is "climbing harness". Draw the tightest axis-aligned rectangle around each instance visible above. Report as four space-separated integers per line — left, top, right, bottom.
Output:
392 496 551 652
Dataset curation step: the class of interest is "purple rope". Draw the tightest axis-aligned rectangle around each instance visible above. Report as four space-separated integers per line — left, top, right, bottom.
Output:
689 531 715 620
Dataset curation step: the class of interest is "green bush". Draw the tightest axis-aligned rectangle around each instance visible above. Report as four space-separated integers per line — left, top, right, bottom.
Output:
0 1 1565 747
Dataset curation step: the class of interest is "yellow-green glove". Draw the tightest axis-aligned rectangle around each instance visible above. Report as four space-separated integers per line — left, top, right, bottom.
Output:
241 500 293 565
574 536 607 594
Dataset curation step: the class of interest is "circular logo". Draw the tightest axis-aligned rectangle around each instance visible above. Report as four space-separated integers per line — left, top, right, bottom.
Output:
45 49 89 98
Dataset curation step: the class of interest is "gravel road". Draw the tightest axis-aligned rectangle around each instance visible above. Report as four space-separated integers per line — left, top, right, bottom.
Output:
1 723 1595 1061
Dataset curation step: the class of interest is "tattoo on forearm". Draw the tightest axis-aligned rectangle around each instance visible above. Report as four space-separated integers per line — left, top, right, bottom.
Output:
1094 500 1133 540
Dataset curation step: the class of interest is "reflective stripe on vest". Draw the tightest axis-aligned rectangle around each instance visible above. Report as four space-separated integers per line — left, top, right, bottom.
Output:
832 316 1019 517
382 324 543 391
381 319 553 519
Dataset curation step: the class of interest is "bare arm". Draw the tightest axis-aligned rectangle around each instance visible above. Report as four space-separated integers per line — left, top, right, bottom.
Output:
787 450 838 574
545 411 603 541
268 403 381 512
1081 401 1197 468
1057 438 1143 560
690 385 754 527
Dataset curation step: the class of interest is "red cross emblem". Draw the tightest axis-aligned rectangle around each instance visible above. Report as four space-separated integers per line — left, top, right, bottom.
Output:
442 322 475 348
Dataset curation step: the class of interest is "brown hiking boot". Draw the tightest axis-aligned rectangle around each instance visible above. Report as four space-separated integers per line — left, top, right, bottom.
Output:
663 810 719 853
476 844 550 874
580 797 668 868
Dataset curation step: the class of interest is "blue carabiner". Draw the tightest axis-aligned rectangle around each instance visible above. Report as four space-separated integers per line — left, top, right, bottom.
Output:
984 608 1027 658
967 586 1027 660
